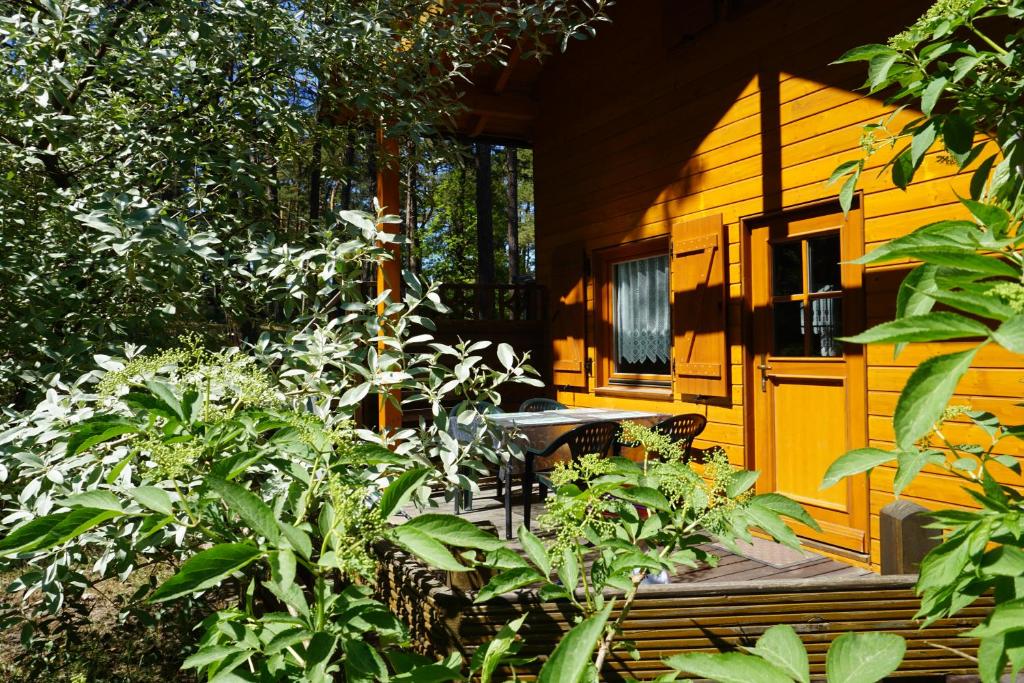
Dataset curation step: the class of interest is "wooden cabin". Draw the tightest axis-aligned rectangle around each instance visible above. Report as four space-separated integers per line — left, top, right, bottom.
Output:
380 0 1024 572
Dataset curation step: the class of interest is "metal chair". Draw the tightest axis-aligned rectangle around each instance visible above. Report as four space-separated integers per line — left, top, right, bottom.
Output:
518 397 568 412
505 420 619 538
652 413 708 461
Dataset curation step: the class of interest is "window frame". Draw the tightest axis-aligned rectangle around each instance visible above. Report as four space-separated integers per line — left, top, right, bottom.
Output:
593 236 674 398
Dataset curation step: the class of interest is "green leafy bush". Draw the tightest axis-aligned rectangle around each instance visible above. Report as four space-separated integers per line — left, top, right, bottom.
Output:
471 424 815 682
821 2 1024 681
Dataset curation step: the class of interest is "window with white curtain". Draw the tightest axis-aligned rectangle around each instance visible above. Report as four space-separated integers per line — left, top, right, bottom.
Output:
612 254 671 378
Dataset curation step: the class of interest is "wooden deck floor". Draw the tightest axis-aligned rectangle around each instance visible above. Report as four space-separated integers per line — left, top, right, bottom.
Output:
407 484 873 585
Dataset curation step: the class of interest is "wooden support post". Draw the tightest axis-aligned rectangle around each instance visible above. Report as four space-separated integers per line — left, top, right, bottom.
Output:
880 500 938 574
376 126 403 432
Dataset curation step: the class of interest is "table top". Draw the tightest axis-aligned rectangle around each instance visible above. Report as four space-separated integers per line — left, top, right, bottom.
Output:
488 407 667 428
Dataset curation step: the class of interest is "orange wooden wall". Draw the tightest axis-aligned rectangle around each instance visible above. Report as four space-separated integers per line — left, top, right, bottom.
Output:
531 0 1023 569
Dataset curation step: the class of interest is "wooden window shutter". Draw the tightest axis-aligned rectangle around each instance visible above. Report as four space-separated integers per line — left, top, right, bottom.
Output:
672 214 730 398
549 241 588 389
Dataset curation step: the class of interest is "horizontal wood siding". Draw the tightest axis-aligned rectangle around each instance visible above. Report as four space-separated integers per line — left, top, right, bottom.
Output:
532 0 1024 569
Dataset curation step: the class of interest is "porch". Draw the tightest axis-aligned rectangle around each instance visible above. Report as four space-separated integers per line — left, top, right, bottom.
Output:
377 488 990 681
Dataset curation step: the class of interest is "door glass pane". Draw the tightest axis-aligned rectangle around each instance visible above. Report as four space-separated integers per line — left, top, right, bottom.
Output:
613 254 671 375
810 297 843 357
808 235 841 293
773 301 805 356
772 241 803 296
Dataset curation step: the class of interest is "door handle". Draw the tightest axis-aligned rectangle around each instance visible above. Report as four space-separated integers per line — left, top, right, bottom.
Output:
758 353 772 392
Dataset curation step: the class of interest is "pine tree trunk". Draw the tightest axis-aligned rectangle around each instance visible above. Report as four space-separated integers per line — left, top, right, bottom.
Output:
342 129 355 211
505 147 520 283
404 150 418 274
475 142 495 318
309 135 322 222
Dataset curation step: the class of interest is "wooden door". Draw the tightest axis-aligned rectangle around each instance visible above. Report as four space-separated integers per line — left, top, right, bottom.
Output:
749 205 868 554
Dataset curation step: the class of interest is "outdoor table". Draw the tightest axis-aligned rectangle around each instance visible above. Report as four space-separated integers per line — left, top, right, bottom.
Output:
486 407 670 538
488 407 670 457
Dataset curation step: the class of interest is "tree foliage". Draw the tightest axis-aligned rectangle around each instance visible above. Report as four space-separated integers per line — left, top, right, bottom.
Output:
0 0 604 406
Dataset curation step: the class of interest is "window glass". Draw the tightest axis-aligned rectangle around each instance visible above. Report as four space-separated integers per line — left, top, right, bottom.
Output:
772 241 802 296
808 235 841 293
613 254 671 376
810 297 842 357
773 301 805 356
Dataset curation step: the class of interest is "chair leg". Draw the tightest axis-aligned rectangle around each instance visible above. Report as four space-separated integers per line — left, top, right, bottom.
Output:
504 468 513 540
523 456 535 533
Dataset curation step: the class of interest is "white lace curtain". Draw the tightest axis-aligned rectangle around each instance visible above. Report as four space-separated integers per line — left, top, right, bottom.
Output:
614 255 670 366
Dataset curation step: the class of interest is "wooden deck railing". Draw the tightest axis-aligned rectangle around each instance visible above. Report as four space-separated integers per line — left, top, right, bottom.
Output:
375 544 989 680
437 283 544 322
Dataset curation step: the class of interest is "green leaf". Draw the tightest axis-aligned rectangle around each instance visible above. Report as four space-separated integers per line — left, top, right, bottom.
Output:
379 467 431 519
943 114 974 160
961 197 1011 236
749 625 809 683
392 525 468 572
496 343 515 369
750 493 820 531
280 523 312 560
558 547 580 592
144 380 184 420
825 632 905 683
894 347 980 449
922 288 1015 323
519 526 552 577
610 485 671 512
894 265 939 355
842 312 990 345
828 160 861 185
891 149 915 189
867 52 900 90
665 652 792 683
537 604 611 683
743 503 800 548
982 546 1024 577
345 640 388 680
893 450 944 496
970 154 997 200
403 514 503 551
58 490 124 512
725 470 760 498
182 646 249 670
126 486 174 516
338 382 370 408
150 543 262 602
912 249 1018 277
66 419 139 457
0 508 124 555
208 478 280 544
911 120 938 167
271 548 297 587
822 448 895 489
832 44 897 64
473 614 528 683
921 78 946 116
305 632 338 681
474 567 545 603
967 599 1024 638
993 316 1024 353
839 171 859 215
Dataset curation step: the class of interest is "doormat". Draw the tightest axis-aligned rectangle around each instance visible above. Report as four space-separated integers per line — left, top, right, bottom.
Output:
713 537 817 569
